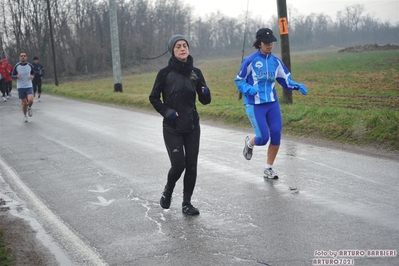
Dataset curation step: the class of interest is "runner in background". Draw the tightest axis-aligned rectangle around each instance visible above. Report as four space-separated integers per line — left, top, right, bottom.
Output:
3 58 14 98
12 52 35 122
0 58 7 102
32 56 44 101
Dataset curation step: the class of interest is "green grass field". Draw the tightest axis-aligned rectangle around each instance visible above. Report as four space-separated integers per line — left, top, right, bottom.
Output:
44 49 399 150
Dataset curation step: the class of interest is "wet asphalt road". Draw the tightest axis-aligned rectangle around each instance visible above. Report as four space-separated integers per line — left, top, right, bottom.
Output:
0 95 398 266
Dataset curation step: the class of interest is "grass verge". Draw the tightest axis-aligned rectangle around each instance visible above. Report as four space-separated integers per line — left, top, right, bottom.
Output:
0 230 13 266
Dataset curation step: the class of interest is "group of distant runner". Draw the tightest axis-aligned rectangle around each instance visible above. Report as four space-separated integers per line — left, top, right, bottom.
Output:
0 53 44 122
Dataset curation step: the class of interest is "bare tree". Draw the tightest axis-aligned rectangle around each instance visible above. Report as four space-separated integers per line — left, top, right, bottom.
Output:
337 4 365 32
312 14 334 48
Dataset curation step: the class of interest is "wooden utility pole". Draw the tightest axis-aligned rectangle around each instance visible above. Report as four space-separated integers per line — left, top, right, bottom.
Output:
46 0 58 86
109 0 123 92
276 0 292 104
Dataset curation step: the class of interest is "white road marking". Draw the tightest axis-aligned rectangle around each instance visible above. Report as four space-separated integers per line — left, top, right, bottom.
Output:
0 157 108 266
89 196 115 206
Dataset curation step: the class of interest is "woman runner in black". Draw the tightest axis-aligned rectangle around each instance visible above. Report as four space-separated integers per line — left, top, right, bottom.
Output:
149 34 211 215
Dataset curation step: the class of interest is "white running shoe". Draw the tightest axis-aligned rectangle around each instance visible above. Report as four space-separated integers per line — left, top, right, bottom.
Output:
264 168 279 179
28 107 33 117
6 95 9 99
23 116 28 123
243 136 253 160
3 97 6 102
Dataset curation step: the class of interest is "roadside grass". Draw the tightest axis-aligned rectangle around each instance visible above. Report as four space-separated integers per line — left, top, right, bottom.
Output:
0 230 13 266
43 49 399 150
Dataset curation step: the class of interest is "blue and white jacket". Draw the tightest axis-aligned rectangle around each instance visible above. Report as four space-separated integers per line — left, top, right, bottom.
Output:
234 50 302 105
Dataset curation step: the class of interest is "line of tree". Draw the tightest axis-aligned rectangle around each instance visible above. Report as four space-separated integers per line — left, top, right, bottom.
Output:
0 0 397 79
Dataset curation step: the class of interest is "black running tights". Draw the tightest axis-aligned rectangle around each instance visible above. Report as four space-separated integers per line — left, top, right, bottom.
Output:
0 79 6 97
33 78 42 95
163 125 200 202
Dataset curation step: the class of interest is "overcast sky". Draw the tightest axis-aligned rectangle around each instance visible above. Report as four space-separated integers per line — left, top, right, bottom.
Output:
186 0 398 24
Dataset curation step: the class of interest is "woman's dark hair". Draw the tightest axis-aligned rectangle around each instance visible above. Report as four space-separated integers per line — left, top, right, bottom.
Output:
253 39 262 49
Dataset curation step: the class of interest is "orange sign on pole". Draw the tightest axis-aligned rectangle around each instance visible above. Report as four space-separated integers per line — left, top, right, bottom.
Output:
279 17 289 35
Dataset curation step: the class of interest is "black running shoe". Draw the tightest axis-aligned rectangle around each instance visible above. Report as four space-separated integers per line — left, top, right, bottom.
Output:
182 202 200 215
160 190 172 209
